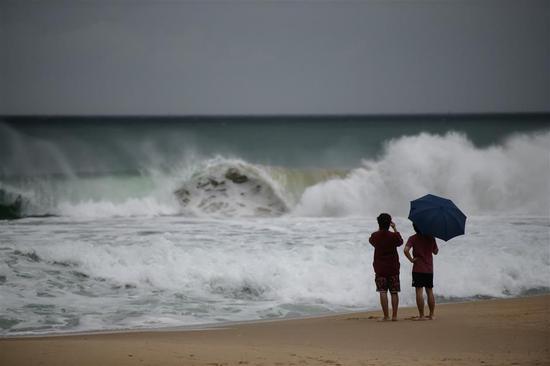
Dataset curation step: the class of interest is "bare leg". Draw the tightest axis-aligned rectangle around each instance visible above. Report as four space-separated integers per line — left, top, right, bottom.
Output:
415 287 425 318
426 287 435 319
379 292 389 320
391 293 399 321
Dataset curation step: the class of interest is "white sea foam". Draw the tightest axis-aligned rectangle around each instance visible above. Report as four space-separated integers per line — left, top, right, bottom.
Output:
3 131 549 219
293 132 550 217
57 197 179 218
1 129 549 335
1 215 548 335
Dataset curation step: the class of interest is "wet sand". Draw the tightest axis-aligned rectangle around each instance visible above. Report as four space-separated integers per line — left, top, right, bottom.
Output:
1 295 549 366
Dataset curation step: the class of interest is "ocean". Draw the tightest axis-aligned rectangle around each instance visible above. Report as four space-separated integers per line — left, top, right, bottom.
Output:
1 115 549 336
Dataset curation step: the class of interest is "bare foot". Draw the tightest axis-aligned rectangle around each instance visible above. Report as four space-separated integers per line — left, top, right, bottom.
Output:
412 316 428 321
377 317 390 322
427 315 435 320
391 317 398 322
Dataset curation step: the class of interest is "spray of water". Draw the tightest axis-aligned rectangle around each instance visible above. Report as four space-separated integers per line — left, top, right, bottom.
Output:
1 121 549 218
293 131 550 217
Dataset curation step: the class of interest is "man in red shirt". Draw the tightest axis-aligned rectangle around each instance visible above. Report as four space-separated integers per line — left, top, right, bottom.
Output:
404 223 439 320
369 213 403 321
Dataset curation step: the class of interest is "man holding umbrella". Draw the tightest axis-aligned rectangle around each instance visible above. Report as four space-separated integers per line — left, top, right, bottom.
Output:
369 213 403 321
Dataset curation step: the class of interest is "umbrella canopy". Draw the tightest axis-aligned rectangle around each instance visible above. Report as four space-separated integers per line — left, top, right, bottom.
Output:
408 194 466 241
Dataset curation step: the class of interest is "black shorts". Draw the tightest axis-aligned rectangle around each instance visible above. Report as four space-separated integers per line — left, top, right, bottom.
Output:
412 272 433 288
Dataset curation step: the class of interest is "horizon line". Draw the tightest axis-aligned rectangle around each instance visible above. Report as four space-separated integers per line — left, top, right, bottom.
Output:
1 111 549 119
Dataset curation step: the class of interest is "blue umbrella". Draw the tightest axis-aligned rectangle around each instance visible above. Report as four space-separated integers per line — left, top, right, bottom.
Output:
408 194 466 241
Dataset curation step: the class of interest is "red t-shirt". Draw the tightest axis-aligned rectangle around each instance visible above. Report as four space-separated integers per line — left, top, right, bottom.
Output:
405 234 438 273
369 230 403 276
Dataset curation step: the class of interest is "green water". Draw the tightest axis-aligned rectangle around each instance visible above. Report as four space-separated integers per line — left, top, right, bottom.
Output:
1 114 548 177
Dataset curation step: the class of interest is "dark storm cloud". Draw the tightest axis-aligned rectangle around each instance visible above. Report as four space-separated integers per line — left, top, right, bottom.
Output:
0 0 548 115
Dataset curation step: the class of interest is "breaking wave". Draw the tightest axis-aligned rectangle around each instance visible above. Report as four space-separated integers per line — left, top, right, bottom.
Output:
1 121 549 335
1 130 549 219
293 131 550 217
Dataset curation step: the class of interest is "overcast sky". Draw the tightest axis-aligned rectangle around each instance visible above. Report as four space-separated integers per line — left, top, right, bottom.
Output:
0 0 548 116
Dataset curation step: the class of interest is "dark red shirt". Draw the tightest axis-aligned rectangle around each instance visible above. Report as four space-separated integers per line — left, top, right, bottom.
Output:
405 234 438 273
369 230 403 276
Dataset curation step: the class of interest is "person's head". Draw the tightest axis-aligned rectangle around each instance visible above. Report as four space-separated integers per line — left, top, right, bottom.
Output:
413 223 432 238
377 213 392 230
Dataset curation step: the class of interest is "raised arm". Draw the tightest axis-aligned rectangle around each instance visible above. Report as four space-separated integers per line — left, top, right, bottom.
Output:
390 222 404 246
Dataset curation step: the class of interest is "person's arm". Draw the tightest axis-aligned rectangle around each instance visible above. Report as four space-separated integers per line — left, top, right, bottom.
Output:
404 244 416 264
390 222 404 246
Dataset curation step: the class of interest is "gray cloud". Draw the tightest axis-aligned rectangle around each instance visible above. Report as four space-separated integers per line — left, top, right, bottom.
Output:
1 0 549 115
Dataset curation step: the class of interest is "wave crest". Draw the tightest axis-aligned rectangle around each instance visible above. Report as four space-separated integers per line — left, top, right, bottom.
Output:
174 159 290 217
3 131 548 219
293 131 550 217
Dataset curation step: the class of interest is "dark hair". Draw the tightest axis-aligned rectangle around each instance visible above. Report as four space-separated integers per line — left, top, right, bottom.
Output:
377 213 392 230
413 223 432 238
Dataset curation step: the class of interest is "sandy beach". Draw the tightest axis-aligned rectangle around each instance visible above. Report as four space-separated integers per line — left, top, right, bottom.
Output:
1 295 548 366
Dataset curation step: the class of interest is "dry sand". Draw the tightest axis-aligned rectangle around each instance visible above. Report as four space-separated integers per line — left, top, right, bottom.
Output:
1 295 549 366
